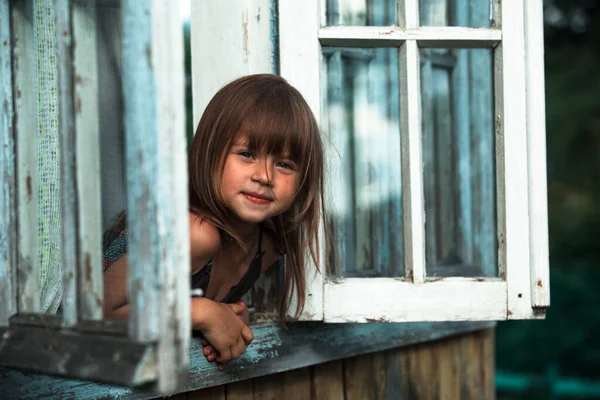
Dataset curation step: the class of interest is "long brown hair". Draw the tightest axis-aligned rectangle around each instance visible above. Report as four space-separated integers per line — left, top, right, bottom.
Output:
188 74 326 320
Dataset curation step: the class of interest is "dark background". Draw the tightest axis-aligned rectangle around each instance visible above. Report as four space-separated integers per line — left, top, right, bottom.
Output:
496 0 600 398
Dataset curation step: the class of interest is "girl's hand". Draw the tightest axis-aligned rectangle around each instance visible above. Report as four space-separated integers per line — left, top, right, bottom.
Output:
202 301 251 369
192 299 254 369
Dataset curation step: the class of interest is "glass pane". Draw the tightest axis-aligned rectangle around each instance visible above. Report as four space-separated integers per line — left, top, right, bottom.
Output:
326 0 396 26
323 47 404 278
327 0 494 27
420 0 494 27
420 48 497 278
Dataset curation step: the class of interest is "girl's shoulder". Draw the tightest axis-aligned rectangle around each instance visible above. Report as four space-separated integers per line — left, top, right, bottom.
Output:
188 212 221 263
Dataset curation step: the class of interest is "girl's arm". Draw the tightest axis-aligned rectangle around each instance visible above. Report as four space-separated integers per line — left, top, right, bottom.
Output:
108 296 253 365
104 213 221 319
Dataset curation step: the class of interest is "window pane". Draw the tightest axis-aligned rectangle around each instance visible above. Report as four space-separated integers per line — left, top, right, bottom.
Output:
420 48 497 278
326 0 494 27
323 47 404 278
420 0 494 27
326 0 396 26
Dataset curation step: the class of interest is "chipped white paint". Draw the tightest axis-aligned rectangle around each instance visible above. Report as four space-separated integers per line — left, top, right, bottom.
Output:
12 0 40 313
122 0 190 392
323 278 507 322
54 0 79 327
525 0 550 308
305 0 550 322
398 0 425 284
190 0 273 126
72 0 103 321
279 0 324 320
0 0 17 325
152 0 191 392
495 0 536 320
319 26 501 47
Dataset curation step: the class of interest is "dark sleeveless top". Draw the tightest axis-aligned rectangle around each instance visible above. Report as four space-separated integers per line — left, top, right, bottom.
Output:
102 211 265 304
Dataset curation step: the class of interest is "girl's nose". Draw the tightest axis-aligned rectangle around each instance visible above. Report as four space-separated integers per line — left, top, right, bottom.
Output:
251 161 273 186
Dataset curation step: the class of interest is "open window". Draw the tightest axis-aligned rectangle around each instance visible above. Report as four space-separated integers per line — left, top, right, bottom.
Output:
274 0 551 322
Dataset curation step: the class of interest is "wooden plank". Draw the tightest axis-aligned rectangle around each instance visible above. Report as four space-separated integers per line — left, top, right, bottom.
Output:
384 347 406 399
373 352 387 399
190 0 273 124
122 0 159 344
153 0 191 393
313 361 344 400
279 0 324 320
495 0 536 320
9 313 129 336
54 0 79 327
524 0 550 308
0 325 157 386
319 26 502 48
403 337 438 399
252 373 283 400
187 385 225 400
0 321 495 399
122 0 191 393
401 328 497 399
344 354 376 400
282 367 311 400
12 0 40 315
323 278 507 322
226 379 253 400
72 0 102 321
0 0 18 325
437 333 460 400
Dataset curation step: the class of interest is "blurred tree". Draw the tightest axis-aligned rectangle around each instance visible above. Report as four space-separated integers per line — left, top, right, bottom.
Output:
496 0 600 390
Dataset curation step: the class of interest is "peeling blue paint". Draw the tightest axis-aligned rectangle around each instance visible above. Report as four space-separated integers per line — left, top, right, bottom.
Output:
269 0 279 75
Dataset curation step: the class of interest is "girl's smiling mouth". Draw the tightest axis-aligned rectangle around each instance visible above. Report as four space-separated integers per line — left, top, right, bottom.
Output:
242 192 273 205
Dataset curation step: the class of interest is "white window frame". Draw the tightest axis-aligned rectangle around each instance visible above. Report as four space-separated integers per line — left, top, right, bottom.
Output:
279 0 550 322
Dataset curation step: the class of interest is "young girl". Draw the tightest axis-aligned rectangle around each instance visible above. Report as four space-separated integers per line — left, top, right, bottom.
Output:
102 74 326 370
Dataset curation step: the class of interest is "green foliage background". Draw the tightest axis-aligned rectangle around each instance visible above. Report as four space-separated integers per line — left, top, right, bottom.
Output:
496 0 600 393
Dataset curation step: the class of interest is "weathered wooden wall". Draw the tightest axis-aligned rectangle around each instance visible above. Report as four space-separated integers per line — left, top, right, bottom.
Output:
165 329 494 400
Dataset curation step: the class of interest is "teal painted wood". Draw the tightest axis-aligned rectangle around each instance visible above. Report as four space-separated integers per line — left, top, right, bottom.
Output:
122 0 190 393
14 0 41 313
370 0 392 277
452 0 474 268
122 0 160 343
54 0 79 327
0 0 17 326
469 0 496 277
72 0 103 321
0 321 495 400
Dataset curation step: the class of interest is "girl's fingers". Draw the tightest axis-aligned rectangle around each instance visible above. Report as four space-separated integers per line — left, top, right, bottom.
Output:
202 339 208 346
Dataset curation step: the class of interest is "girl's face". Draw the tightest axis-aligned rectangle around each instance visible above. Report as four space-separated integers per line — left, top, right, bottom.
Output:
220 135 301 227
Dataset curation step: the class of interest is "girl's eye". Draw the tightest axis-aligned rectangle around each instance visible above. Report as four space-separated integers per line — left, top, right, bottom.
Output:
276 161 294 170
238 151 254 159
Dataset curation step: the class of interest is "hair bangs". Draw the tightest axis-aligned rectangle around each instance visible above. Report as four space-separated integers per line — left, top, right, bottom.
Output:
242 87 314 168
